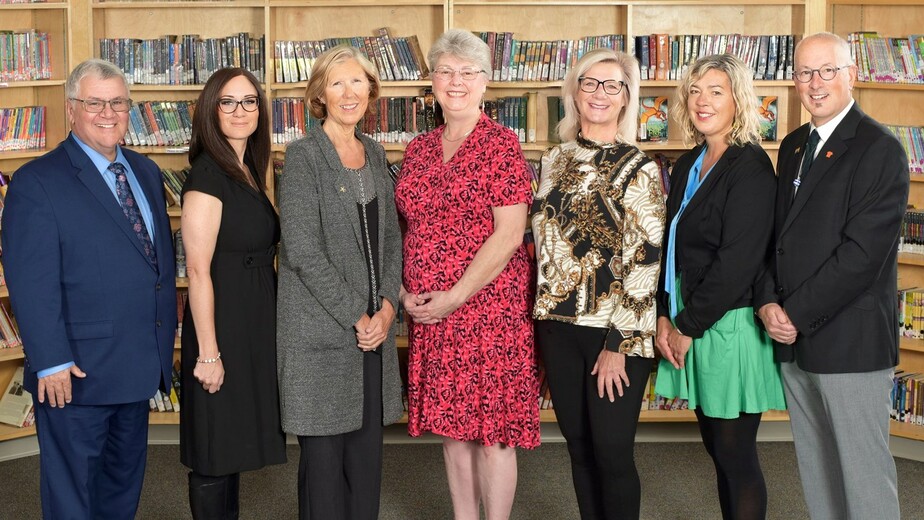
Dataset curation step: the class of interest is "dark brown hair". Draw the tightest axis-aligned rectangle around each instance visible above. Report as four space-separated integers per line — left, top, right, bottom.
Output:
189 67 269 191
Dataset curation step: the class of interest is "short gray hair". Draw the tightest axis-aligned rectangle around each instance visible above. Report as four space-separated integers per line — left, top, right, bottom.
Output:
427 29 491 75
66 59 129 100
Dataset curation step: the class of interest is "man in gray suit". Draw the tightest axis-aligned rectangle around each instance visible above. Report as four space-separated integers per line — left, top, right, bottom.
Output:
757 32 906 519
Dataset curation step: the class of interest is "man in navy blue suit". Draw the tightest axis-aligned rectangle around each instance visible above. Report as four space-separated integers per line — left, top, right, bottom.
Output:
2 59 177 519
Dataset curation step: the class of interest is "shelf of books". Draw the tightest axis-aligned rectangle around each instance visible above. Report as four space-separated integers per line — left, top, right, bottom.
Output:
0 2 70 174
831 0 924 442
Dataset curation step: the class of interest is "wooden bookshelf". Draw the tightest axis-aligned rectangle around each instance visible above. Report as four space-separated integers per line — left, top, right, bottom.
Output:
33 0 924 452
0 3 71 175
0 0 73 448
830 0 924 441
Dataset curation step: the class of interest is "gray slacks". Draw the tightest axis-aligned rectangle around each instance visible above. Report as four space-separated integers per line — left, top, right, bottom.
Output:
781 362 899 520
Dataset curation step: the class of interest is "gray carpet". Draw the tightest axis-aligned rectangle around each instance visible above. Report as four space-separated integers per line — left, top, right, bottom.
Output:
2 441 923 519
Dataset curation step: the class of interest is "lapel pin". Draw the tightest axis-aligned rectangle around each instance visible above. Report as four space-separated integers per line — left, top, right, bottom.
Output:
339 186 346 192
826 151 833 158
795 147 801 154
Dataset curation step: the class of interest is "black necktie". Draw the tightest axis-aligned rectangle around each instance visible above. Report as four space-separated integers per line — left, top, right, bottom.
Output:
794 130 820 198
110 162 158 268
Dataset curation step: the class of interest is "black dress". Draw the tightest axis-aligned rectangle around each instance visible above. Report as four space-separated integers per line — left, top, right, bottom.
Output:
179 152 287 476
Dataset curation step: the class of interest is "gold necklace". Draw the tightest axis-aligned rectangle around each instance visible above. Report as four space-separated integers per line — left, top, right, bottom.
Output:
442 127 473 142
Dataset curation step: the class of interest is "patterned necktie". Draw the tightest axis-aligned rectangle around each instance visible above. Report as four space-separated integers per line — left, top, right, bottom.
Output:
793 130 820 198
110 162 157 267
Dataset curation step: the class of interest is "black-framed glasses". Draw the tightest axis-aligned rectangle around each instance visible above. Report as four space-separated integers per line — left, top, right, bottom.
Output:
794 65 851 83
432 67 486 82
578 76 626 96
69 97 133 113
218 97 259 113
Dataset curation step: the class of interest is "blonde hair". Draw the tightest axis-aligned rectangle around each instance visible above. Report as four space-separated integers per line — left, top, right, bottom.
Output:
557 48 640 144
304 45 380 120
671 54 761 146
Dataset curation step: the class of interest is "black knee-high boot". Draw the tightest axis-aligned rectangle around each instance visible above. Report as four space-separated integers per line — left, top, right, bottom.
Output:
226 473 240 519
189 471 232 520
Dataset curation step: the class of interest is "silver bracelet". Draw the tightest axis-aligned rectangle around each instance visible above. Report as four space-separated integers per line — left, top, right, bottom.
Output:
196 352 221 364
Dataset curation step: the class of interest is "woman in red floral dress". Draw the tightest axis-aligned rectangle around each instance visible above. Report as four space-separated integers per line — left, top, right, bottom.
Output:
395 29 540 520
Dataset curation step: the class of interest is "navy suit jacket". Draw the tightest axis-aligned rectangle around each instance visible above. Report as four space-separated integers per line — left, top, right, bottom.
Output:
2 134 177 404
756 104 909 373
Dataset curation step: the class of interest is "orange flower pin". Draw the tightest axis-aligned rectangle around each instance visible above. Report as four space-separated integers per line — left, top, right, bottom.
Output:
825 151 833 158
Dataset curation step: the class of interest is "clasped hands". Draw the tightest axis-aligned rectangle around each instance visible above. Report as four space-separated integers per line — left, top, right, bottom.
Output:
355 298 397 352
656 317 693 370
400 289 463 325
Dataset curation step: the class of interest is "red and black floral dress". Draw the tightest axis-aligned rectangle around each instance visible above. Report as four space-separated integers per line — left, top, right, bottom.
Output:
396 114 540 448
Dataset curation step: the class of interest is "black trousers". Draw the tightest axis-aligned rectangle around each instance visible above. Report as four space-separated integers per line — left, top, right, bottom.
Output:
297 350 383 520
536 320 654 520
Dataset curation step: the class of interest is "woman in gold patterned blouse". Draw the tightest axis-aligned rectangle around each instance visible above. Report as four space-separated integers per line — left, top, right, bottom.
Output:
531 48 665 520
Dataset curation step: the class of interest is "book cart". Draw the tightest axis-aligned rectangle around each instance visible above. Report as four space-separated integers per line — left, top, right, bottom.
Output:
2 0 920 446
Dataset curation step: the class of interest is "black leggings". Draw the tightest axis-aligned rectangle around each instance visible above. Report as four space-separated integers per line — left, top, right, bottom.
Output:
695 408 767 520
536 320 655 520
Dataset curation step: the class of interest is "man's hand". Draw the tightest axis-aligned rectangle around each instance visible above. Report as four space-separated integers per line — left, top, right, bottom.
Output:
37 365 87 407
758 303 798 344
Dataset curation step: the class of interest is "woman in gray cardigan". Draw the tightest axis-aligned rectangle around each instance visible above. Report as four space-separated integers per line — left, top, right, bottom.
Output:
276 45 403 520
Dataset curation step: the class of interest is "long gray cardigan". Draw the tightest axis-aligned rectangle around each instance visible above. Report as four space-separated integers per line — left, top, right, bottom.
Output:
277 125 403 436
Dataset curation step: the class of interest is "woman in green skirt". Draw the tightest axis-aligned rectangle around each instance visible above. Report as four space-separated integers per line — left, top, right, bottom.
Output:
655 54 786 520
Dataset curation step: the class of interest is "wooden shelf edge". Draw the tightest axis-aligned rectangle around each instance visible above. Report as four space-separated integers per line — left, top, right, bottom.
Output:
92 0 265 8
898 252 924 266
0 346 25 363
890 420 924 441
854 82 924 91
0 3 67 10
830 0 924 5
271 0 443 6
0 423 36 442
0 149 48 161
148 411 180 424
900 336 924 354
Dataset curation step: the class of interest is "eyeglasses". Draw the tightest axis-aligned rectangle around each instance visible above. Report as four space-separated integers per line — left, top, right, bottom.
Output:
69 97 133 113
432 67 485 82
578 76 626 96
218 97 259 113
794 65 850 83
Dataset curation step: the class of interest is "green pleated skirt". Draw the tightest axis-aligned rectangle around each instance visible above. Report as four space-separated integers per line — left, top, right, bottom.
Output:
655 284 787 419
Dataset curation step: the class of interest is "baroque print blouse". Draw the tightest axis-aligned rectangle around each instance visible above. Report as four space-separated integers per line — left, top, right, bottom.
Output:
531 133 665 357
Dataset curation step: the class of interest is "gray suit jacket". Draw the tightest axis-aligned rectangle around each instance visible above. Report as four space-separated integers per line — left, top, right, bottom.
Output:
277 125 403 436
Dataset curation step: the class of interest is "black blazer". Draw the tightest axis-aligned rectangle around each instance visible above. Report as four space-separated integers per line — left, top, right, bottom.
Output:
657 142 776 338
755 104 909 373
